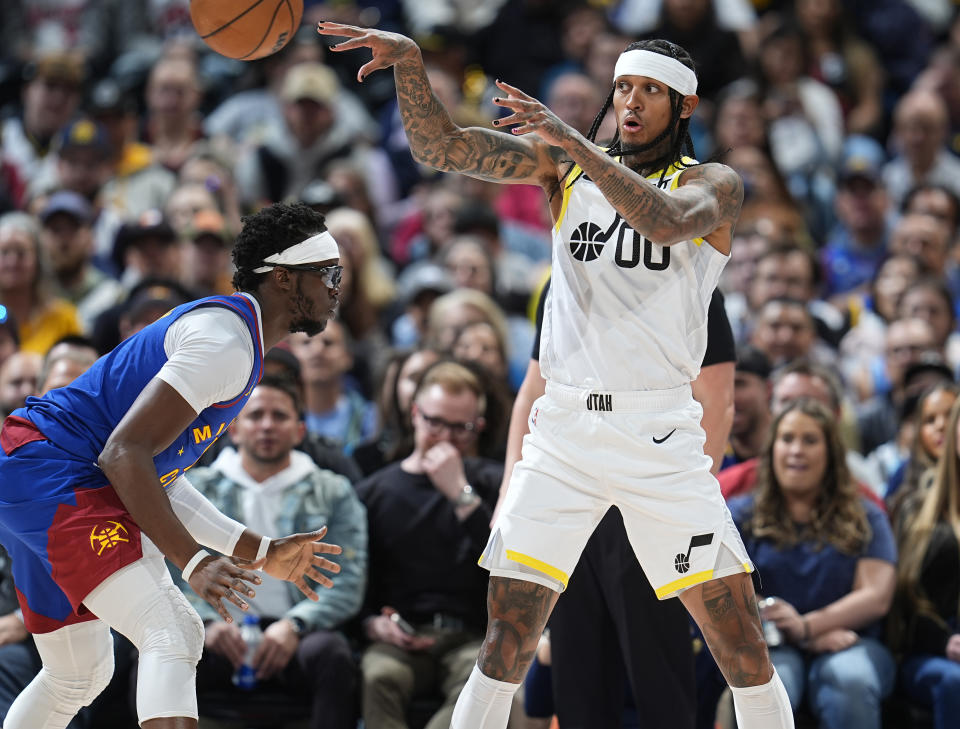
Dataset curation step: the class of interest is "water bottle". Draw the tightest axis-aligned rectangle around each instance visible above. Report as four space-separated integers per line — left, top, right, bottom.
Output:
232 614 262 690
758 597 783 648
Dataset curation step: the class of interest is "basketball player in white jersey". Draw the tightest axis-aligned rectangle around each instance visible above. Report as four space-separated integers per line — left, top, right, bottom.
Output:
318 22 794 729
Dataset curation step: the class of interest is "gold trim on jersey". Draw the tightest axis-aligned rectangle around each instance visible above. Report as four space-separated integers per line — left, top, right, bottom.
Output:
553 153 704 245
505 549 570 588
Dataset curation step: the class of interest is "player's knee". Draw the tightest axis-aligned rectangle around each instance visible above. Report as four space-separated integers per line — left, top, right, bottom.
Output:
135 586 205 665
40 645 114 710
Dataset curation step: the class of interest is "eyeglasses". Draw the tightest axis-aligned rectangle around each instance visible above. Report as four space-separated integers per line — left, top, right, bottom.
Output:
417 411 478 439
279 263 343 289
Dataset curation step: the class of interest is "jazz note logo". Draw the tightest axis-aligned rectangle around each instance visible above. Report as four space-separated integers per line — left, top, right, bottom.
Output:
674 533 713 574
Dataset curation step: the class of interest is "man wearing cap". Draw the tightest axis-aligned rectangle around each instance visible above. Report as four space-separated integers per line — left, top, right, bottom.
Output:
821 135 894 297
0 54 83 190
319 23 793 729
235 62 377 208
0 202 344 729
182 209 236 297
39 190 125 331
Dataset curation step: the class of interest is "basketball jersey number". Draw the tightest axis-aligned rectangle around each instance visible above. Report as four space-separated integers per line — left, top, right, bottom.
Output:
613 224 671 271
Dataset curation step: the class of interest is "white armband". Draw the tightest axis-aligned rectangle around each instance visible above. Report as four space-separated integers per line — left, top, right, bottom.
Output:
166 475 246 555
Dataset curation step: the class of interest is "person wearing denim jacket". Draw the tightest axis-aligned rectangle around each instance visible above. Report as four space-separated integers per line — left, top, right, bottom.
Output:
174 375 368 729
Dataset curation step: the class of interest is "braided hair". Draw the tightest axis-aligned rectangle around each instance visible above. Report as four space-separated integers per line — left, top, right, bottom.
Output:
231 202 329 292
585 39 698 186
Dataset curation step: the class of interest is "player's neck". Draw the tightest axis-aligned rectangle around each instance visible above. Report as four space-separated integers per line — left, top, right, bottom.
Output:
620 135 676 177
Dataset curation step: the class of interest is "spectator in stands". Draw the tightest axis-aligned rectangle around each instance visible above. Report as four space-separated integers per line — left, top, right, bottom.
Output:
0 212 81 355
0 351 41 418
887 383 960 533
452 321 509 384
750 297 829 369
898 278 960 371
794 0 885 137
724 345 773 471
142 55 205 173
839 254 922 401
287 319 378 452
177 375 366 729
856 318 942 456
729 399 897 729
883 89 960 206
163 181 219 238
0 54 83 194
235 62 378 208
892 394 960 729
721 358 883 501
110 209 183 289
352 346 443 478
37 334 99 393
180 209 234 297
356 360 500 729
38 190 123 331
30 117 114 204
117 281 190 342
88 76 176 236
821 136 892 297
888 212 953 281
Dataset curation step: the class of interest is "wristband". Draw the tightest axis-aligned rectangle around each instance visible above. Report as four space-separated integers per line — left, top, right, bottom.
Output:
182 549 211 582
256 536 271 563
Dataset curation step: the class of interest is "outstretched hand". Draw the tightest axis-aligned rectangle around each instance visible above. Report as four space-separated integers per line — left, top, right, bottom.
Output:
317 21 419 82
188 555 262 623
257 527 342 601
491 79 577 149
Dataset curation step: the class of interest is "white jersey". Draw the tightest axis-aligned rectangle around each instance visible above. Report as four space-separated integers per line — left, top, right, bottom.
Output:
540 156 728 391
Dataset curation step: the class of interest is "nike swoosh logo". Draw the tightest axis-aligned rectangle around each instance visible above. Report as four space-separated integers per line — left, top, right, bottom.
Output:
652 429 677 444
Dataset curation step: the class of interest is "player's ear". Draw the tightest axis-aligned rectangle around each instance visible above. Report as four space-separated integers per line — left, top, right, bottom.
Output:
273 266 293 290
680 94 699 119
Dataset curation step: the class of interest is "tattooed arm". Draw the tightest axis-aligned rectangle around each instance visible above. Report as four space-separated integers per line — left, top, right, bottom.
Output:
317 22 563 193
490 80 743 253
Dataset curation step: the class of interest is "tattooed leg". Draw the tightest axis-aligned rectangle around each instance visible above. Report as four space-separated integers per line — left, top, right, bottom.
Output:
477 576 559 683
679 572 772 688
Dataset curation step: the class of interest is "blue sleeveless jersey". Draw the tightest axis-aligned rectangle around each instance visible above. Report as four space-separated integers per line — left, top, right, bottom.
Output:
18 294 264 487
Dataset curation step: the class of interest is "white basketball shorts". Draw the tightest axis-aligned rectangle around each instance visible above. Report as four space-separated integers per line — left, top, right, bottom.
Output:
480 381 753 598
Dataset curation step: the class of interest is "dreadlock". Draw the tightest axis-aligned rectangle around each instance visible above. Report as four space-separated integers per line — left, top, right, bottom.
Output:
231 202 329 292
585 39 698 187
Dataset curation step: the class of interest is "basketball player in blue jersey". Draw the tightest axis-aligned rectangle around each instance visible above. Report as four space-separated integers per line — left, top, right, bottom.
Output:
0 202 346 729
319 22 795 729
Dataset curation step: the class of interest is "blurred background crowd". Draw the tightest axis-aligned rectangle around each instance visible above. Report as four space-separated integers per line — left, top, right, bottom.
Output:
1 0 960 728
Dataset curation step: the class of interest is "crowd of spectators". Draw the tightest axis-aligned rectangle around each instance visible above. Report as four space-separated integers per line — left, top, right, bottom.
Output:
0 0 959 727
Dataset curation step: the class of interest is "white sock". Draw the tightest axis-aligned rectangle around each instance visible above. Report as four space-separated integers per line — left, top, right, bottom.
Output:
729 668 795 729
449 664 520 729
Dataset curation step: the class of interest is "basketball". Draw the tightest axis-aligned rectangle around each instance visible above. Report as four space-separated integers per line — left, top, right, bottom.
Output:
190 0 303 61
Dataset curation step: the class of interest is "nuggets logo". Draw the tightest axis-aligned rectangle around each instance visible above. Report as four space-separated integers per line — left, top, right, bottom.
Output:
90 521 129 556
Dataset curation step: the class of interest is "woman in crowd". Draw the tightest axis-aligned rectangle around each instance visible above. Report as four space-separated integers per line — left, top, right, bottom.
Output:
892 395 960 729
729 398 897 729
887 384 960 531
0 212 81 355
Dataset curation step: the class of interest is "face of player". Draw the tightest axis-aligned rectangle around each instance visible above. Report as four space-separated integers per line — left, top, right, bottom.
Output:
287 257 341 337
232 386 305 466
772 410 829 498
612 74 695 156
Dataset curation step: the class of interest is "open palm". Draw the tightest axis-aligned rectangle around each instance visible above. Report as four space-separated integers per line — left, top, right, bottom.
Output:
261 527 342 601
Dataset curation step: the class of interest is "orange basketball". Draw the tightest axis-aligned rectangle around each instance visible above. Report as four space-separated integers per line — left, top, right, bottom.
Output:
190 0 303 61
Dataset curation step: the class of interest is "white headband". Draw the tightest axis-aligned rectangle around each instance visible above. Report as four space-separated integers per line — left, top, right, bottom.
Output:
613 50 698 96
252 231 340 273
